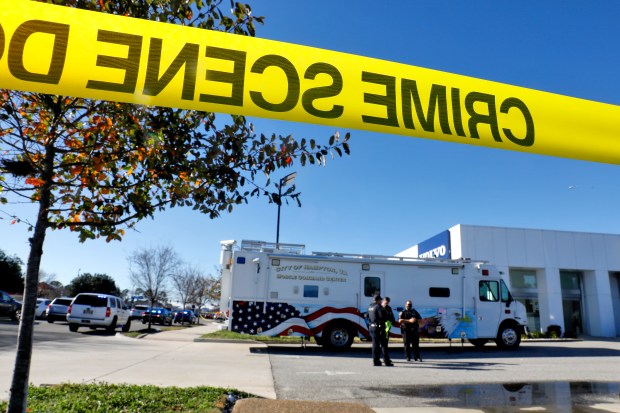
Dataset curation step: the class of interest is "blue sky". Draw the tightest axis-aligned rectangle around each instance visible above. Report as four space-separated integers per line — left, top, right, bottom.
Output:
2 1 620 292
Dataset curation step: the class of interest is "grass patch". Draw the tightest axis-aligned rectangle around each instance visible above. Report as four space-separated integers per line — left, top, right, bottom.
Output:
160 326 186 332
122 326 186 339
122 331 144 338
0 383 254 412
201 329 313 344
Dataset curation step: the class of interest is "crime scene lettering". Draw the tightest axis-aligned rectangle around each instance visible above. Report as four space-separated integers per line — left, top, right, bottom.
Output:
361 71 535 147
82 29 345 119
86 30 142 93
0 10 548 158
0 23 5 61
144 38 200 101
7 20 69 85
200 46 246 106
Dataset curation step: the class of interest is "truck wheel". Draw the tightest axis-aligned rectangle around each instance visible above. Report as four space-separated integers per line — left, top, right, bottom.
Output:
496 323 521 350
69 323 79 332
322 323 354 350
122 318 131 333
468 339 488 348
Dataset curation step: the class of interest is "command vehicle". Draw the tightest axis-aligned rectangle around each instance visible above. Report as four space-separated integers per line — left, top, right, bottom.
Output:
219 240 528 350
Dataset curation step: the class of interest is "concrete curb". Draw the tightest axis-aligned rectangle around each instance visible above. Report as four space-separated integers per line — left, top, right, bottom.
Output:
193 338 266 344
232 398 375 413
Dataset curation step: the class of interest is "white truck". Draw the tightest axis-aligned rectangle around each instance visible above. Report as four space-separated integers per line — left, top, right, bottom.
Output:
219 240 528 350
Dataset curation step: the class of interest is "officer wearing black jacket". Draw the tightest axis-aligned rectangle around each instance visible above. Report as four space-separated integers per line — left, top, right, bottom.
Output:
367 294 393 366
399 300 422 362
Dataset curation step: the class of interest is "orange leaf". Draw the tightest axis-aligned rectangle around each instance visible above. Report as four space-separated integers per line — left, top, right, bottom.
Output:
93 159 104 172
25 177 45 187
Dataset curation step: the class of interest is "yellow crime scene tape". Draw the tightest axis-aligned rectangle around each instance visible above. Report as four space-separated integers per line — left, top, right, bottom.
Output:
1 0 619 164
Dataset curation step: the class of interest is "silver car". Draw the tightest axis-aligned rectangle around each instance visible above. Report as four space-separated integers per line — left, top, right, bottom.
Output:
45 297 73 323
35 298 52 319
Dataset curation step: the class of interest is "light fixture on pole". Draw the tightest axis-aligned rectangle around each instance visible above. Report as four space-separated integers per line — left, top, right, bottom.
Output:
276 172 297 248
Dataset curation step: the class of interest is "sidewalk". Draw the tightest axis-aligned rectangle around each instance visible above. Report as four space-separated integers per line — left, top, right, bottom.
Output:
0 321 274 401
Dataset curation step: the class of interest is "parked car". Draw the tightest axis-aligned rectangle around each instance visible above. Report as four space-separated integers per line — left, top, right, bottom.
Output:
0 290 21 321
35 298 52 319
46 297 73 323
174 309 198 325
66 293 131 333
142 307 173 325
130 304 149 320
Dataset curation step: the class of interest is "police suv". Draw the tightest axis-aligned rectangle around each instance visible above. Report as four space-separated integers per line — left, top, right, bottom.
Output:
66 293 131 333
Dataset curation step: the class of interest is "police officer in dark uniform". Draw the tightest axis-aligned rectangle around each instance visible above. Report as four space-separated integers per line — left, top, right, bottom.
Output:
398 300 422 362
367 294 393 366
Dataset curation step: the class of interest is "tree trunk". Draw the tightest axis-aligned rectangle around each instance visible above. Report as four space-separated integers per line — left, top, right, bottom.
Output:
7 145 54 413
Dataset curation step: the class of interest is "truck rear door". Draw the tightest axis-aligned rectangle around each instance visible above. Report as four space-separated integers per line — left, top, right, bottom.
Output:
359 272 384 311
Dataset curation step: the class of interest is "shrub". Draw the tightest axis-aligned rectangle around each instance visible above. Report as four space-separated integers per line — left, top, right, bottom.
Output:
546 325 562 338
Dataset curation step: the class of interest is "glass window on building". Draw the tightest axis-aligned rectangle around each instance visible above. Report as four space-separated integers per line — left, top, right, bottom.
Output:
561 271 581 290
612 272 620 338
560 270 583 337
509 269 540 334
510 269 538 289
522 298 541 333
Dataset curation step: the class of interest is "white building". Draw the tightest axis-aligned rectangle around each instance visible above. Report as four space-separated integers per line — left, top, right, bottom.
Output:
398 224 620 338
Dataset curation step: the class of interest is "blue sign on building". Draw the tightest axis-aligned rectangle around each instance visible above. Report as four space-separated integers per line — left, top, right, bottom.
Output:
418 230 451 259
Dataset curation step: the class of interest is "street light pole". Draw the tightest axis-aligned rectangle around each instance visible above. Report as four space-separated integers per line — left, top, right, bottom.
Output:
276 172 296 249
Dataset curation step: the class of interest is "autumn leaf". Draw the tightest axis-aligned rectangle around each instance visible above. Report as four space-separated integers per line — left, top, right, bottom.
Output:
25 177 45 187
93 158 104 172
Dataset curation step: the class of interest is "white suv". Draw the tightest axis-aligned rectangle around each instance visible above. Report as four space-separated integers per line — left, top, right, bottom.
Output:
67 293 131 333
